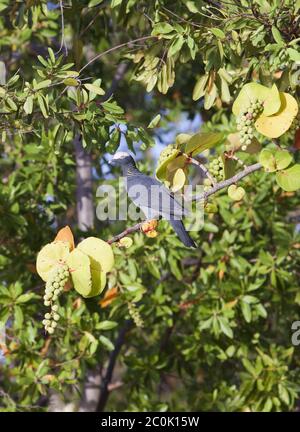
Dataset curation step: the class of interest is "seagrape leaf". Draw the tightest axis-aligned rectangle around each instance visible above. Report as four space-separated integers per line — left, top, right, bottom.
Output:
54 226 75 251
88 257 107 298
175 133 192 146
275 149 293 170
156 148 180 180
66 249 92 297
222 156 237 179
171 168 186 192
259 148 292 172
276 164 300 191
77 237 114 274
185 132 223 156
228 185 245 201
232 82 271 116
255 93 298 138
263 84 281 116
36 241 70 282
259 148 277 172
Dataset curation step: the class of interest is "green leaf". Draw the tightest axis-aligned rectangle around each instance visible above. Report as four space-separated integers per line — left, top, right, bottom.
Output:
34 79 51 90
37 94 48 118
147 114 161 128
276 164 300 191
259 148 293 172
287 47 300 62
47 47 56 64
99 335 114 351
23 95 33 114
192 74 208 101
16 293 35 303
84 83 105 96
210 27 225 39
168 35 185 58
218 317 233 338
241 300 251 323
96 321 117 330
152 22 174 35
185 132 223 155
271 26 285 46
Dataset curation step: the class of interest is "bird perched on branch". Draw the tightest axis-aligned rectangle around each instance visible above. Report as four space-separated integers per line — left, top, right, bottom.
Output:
110 152 196 248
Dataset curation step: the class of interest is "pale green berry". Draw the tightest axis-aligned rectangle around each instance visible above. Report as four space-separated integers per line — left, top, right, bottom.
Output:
45 313 51 319
47 327 54 334
54 289 60 296
51 321 57 328
53 282 59 289
246 139 251 145
52 295 58 301
53 314 60 321
52 304 58 312
44 300 51 307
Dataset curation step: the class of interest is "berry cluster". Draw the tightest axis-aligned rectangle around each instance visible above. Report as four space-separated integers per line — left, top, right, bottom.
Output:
209 157 224 182
236 100 263 150
203 178 213 191
42 264 69 334
128 302 144 328
159 144 178 164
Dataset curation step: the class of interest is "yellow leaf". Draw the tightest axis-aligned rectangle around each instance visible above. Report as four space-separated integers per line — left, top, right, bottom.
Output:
77 237 114 273
255 93 298 138
66 249 92 297
36 242 70 282
171 168 186 192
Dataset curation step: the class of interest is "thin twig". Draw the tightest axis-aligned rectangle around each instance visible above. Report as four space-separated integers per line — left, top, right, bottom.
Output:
181 152 216 185
79 36 157 74
57 0 68 56
108 222 143 244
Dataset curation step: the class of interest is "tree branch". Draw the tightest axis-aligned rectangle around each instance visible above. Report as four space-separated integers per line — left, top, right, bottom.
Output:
193 162 262 201
107 163 262 244
97 319 132 412
107 222 143 244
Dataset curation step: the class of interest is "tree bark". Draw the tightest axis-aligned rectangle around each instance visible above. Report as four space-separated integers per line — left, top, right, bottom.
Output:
74 134 94 231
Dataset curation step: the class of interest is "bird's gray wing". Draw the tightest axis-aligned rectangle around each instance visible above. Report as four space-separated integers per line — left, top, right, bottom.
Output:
126 174 186 219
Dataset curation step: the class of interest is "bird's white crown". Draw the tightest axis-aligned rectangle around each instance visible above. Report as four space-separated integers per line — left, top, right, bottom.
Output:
112 151 130 160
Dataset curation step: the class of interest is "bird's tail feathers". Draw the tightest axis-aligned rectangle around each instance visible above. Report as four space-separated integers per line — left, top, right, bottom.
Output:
169 219 197 248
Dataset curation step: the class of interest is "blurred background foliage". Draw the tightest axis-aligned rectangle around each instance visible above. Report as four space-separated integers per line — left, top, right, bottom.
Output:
0 0 300 412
